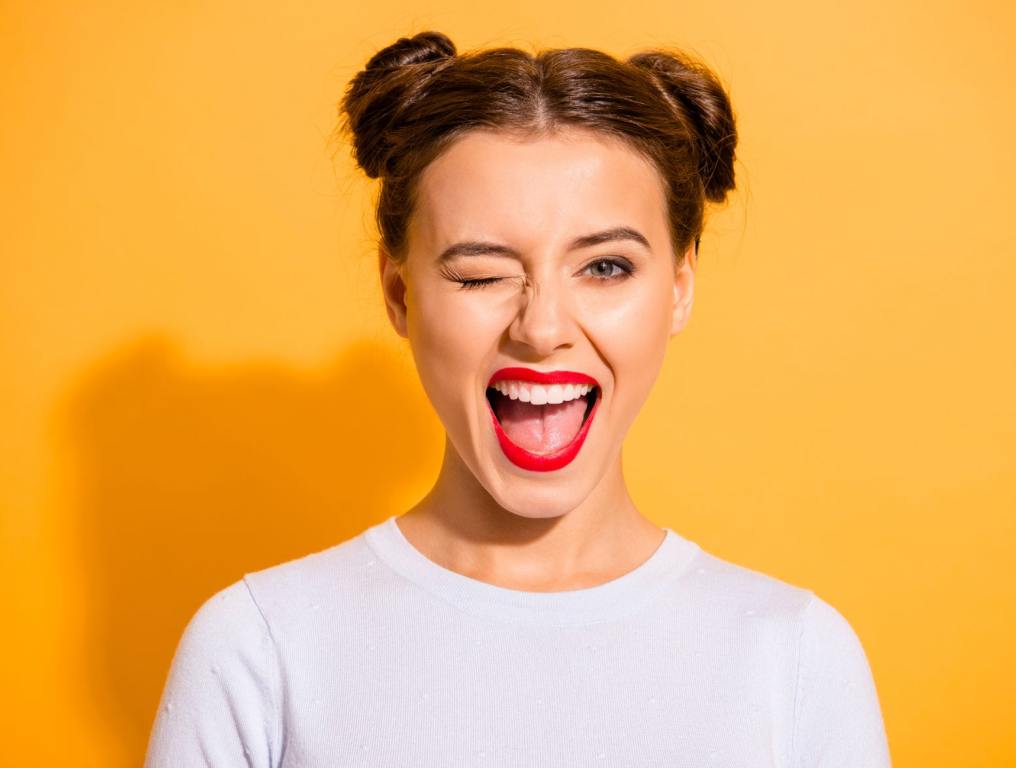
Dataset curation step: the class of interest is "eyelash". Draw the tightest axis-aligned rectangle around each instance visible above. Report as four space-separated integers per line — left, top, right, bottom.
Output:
447 258 635 291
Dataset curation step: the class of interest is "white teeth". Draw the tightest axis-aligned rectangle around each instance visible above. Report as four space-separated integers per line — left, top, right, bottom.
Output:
490 380 595 404
546 385 564 404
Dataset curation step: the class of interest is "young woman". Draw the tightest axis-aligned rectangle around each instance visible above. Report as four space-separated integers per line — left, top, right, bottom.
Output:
146 31 891 767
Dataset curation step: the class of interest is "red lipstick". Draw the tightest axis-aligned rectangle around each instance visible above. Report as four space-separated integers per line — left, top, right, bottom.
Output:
485 367 601 472
488 367 599 387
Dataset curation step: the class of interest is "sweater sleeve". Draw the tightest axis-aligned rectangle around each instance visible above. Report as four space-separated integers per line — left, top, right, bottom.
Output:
791 592 891 768
144 578 282 768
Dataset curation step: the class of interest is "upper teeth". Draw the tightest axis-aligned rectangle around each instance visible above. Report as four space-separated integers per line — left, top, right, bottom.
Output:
490 381 594 405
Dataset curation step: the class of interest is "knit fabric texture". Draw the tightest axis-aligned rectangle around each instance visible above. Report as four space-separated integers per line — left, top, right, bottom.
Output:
145 516 891 767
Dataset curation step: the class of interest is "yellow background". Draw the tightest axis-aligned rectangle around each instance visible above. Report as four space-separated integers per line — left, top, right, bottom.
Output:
3 1 1014 765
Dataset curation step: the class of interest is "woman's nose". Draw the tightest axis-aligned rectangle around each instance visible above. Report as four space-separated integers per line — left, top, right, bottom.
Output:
506 279 577 357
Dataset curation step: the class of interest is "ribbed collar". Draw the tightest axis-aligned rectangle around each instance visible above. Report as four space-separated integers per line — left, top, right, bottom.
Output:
363 515 701 627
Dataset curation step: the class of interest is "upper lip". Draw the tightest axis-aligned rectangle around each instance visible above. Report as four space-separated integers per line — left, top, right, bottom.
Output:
488 367 599 388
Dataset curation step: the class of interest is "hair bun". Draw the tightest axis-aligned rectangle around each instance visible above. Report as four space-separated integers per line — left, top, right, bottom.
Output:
365 30 456 71
629 50 737 203
340 31 457 179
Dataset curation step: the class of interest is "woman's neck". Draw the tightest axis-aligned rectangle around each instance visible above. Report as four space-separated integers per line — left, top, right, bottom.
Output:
397 438 665 592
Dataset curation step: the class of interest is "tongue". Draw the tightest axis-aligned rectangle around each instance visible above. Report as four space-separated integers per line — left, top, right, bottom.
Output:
494 395 588 454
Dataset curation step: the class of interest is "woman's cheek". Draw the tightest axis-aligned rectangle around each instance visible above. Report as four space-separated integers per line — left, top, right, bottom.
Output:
587 290 671 416
413 293 500 359
407 291 496 417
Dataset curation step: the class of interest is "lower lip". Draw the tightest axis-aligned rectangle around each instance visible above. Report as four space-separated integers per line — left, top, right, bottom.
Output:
486 389 601 472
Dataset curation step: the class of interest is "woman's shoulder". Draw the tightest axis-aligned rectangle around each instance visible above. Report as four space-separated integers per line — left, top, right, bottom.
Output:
238 526 386 627
169 529 377 656
245 527 375 588
679 550 891 764
680 544 878 687
680 543 816 622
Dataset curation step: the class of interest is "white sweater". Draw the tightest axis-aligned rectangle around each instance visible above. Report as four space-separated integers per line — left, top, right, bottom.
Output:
145 516 891 767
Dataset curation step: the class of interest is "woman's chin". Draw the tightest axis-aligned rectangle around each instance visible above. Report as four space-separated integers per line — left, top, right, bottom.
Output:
477 470 596 519
487 502 574 522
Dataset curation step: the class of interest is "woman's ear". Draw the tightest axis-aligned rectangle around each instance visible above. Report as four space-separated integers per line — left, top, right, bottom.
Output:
670 241 697 336
379 249 409 338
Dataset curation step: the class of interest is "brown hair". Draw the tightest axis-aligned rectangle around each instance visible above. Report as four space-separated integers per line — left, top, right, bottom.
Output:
338 30 737 264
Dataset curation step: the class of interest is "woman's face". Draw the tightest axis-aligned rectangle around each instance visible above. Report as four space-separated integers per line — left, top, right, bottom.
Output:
380 127 695 519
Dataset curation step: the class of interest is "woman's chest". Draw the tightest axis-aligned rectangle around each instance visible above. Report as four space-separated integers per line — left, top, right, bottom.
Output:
276 623 796 767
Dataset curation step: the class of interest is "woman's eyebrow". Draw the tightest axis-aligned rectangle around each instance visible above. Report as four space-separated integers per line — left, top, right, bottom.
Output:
569 226 651 251
437 226 651 262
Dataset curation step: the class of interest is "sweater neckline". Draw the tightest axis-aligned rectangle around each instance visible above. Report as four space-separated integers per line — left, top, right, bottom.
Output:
363 515 701 627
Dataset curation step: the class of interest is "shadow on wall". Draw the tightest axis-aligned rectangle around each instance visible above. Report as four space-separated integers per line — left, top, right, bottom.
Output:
57 333 440 766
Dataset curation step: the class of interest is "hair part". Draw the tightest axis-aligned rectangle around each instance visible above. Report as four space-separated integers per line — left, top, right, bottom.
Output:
338 31 737 264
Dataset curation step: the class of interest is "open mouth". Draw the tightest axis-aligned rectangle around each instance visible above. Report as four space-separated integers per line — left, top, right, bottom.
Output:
484 379 601 472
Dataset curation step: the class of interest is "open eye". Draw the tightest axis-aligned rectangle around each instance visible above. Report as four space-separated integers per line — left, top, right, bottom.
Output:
583 257 634 281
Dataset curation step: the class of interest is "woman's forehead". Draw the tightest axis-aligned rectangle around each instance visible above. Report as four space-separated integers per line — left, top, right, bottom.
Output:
410 128 670 254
